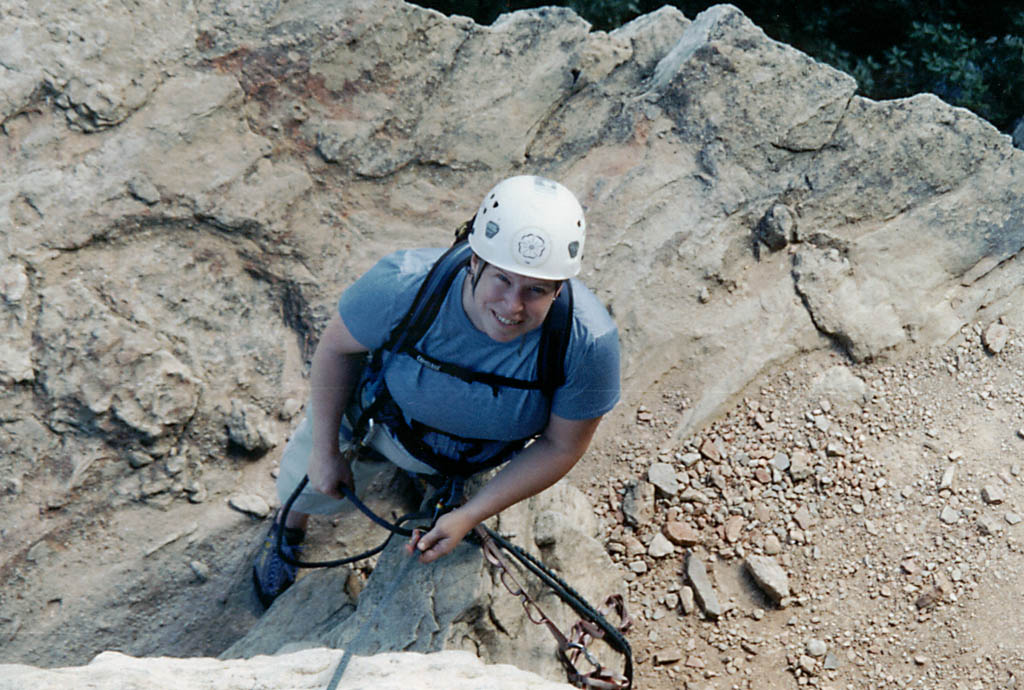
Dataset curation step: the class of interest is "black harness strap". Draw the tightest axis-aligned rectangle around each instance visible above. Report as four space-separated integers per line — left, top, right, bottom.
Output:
359 380 526 478
405 347 545 393
381 244 470 351
537 273 573 395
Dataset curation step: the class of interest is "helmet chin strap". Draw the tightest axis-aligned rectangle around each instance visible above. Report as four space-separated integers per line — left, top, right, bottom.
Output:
470 259 487 295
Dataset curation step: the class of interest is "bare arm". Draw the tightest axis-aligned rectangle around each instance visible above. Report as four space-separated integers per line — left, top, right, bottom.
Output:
306 312 369 497
408 413 603 563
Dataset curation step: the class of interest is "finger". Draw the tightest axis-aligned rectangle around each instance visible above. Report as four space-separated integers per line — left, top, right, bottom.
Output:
405 528 422 556
414 527 445 562
415 526 439 552
418 535 452 564
419 543 439 564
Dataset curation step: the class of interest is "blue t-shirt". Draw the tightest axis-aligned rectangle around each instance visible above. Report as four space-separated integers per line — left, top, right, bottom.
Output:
338 248 620 456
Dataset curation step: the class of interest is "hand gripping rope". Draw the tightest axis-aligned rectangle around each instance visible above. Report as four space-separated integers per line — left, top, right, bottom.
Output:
274 473 633 690
276 474 453 690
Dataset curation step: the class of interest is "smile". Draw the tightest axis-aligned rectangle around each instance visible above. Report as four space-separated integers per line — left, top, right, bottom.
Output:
493 311 523 326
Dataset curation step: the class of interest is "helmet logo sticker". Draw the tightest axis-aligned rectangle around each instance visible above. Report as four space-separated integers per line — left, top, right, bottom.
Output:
513 230 549 266
485 221 500 238
568 241 579 258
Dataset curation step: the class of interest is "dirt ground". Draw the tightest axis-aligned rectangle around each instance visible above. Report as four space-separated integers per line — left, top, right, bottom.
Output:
595 321 1023 690
1 319 1021 689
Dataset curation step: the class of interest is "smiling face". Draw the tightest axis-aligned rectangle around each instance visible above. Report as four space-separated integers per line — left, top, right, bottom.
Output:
462 254 563 343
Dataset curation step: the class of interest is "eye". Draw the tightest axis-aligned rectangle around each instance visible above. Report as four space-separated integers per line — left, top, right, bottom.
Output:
529 285 550 296
495 273 512 285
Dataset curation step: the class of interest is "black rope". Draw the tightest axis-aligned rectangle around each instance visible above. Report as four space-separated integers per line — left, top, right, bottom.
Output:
478 526 633 684
275 476 431 569
274 473 632 688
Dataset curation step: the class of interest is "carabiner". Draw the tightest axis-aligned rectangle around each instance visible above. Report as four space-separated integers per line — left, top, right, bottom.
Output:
567 642 603 671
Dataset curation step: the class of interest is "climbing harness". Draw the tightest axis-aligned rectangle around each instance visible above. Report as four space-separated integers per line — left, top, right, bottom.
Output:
346 239 573 475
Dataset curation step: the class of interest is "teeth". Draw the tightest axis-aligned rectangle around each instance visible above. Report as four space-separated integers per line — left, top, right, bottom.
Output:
494 313 520 326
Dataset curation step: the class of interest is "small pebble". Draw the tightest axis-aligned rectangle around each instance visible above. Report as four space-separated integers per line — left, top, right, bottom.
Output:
806 639 827 657
981 485 1005 505
647 533 675 558
940 505 960 524
228 494 271 518
680 587 695 615
188 560 210 582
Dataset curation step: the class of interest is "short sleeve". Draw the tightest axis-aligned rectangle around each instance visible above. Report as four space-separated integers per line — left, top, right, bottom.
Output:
337 249 442 349
552 327 620 420
550 282 621 420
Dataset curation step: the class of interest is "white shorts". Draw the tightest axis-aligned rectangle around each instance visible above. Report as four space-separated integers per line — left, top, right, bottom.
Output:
276 405 439 515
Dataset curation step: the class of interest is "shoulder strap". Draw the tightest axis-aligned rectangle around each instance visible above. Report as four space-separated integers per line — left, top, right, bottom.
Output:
538 280 572 396
382 242 472 353
383 240 571 395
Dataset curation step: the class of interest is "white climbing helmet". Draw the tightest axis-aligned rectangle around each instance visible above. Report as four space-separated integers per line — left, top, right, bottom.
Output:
469 175 586 280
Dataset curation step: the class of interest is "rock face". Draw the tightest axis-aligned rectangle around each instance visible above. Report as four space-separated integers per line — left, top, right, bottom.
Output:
0 648 575 690
2 0 1023 684
223 479 622 684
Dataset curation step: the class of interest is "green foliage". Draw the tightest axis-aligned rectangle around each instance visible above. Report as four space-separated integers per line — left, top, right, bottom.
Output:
564 0 640 30
411 0 1024 132
855 19 1024 128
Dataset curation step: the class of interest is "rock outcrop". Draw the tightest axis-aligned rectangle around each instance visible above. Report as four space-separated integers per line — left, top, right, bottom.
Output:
2 0 1022 684
223 478 621 683
0 647 575 690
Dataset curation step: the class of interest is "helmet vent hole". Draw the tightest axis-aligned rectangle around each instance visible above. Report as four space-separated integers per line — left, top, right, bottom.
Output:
492 201 499 208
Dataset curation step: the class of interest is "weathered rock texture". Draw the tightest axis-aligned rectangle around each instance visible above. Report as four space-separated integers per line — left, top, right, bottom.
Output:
222 478 620 683
2 0 1023 684
0 648 575 690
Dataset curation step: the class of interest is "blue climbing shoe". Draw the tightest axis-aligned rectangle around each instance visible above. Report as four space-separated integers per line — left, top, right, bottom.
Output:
252 522 303 609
